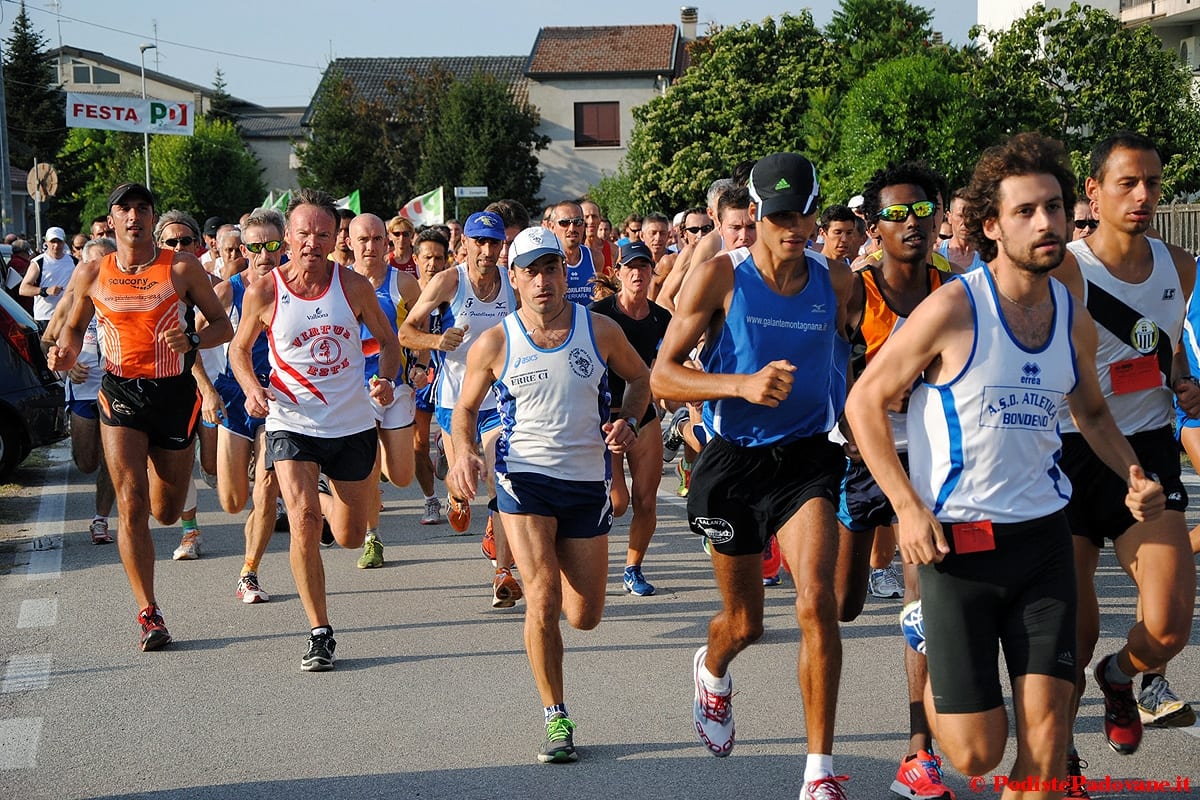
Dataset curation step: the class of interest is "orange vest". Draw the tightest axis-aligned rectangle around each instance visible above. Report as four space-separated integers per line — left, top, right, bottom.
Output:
93 249 190 379
856 264 944 367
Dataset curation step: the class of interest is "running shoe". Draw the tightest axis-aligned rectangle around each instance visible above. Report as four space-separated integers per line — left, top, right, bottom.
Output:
900 599 925 654
1065 750 1090 799
1094 654 1142 754
482 514 496 564
537 713 578 763
301 630 336 671
662 407 689 462
492 567 522 608
89 518 113 545
676 458 692 497
201 469 218 490
172 529 202 560
702 536 712 556
1138 674 1197 728
237 571 270 604
623 565 656 596
891 750 954 800
433 431 449 480
274 498 290 532
801 775 851 800
869 565 904 599
448 495 471 533
357 533 384 569
693 645 734 757
138 604 171 651
420 496 443 526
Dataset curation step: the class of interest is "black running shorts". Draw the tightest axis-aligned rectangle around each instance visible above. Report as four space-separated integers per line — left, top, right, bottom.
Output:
98 372 199 451
264 427 378 482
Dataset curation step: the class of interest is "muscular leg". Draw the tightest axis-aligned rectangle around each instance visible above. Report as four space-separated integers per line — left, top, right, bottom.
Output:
243 427 278 572
274 459 327 628
503 511 607 706
71 412 102 474
703 551 766 678
834 522 873 622
609 453 630 518
871 525 898 570
482 427 513 571
197 421 218 477
902 561 931 755
379 425 415 488
216 427 253 514
1004 675 1074 800
923 684 1008 776
776 498 842 756
625 416 663 568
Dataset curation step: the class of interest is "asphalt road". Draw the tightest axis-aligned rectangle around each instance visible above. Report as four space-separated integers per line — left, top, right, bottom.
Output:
0 441 1196 800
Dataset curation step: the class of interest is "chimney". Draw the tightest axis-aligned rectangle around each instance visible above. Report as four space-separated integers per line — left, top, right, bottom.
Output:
680 6 698 42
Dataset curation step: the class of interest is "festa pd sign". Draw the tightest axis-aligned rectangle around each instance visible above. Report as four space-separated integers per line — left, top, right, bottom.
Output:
66 92 194 136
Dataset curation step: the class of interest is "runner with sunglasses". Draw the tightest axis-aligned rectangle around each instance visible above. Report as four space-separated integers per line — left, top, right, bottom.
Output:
1072 198 1099 241
548 200 598 304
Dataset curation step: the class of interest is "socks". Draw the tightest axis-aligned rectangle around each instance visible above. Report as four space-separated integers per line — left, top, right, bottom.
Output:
1105 654 1135 685
804 753 834 783
698 662 730 694
93 515 106 523
423 494 436 503
311 626 332 638
544 703 568 722
181 517 198 533
365 528 378 541
242 559 259 576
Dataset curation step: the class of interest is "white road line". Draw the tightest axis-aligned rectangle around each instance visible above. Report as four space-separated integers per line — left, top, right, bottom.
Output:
25 537 62 580
15 598 57 628
25 453 69 582
1 654 51 694
0 717 42 769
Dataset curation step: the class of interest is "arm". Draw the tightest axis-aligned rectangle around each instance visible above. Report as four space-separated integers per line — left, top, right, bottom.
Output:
844 282 974 564
229 280 275 418
593 314 651 454
650 254 796 406
648 252 678 301
1066 304 1165 521
398 268 467 352
445 326 506 501
18 258 51 298
344 269 399 406
396 271 430 388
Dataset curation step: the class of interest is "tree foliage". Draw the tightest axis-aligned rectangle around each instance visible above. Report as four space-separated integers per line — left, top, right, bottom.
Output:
824 0 935 85
150 117 265 222
206 68 237 124
54 129 142 229
2 1 65 169
416 74 548 217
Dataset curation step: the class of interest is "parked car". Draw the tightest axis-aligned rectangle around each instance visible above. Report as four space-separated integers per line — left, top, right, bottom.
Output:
0 286 67 478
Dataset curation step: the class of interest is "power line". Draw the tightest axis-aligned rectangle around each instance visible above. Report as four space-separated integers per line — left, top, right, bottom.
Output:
3 0 324 72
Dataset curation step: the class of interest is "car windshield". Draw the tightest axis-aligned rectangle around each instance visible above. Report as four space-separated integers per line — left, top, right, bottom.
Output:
0 284 37 330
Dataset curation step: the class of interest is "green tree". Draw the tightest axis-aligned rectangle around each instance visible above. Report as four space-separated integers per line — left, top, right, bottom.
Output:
380 66 455 210
150 117 265 221
622 12 835 214
415 74 548 217
206 68 236 124
972 2 1200 195
297 71 394 213
54 128 143 229
2 1 65 169
831 52 986 202
824 0 935 86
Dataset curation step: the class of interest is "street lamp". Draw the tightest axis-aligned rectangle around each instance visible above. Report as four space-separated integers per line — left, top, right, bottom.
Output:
139 44 156 189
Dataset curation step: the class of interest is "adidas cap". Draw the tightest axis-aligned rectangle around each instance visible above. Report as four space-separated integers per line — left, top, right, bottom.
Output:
748 153 820 220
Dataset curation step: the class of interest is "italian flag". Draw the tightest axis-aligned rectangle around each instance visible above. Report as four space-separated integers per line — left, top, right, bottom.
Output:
335 189 361 214
398 187 444 226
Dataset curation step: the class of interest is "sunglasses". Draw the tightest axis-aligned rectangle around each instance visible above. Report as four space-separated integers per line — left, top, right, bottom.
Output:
244 240 283 253
685 224 715 235
390 230 413 237
876 201 937 222
938 232 953 240
556 217 585 227
1073 220 1099 231
161 236 197 248
627 227 642 233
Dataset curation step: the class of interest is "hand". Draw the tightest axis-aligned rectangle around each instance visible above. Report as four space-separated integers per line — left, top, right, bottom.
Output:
244 385 275 418
368 376 395 406
408 363 429 390
45 285 63 297
438 324 469 352
160 325 190 354
201 388 226 426
47 343 77 372
602 418 638 454
67 361 90 385
1175 378 1200 419
1125 464 1165 522
896 504 950 565
446 451 485 501
739 360 796 407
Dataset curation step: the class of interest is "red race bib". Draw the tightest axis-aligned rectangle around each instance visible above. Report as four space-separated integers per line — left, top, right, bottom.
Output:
1109 354 1162 395
951 520 996 554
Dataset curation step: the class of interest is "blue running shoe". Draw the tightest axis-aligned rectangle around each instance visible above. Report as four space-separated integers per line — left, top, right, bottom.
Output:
900 599 925 654
623 565 656 596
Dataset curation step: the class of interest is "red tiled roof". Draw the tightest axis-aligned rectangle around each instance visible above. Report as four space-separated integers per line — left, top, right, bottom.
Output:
526 25 680 77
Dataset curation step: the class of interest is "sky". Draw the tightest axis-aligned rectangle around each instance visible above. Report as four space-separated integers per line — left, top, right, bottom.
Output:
6 0 979 108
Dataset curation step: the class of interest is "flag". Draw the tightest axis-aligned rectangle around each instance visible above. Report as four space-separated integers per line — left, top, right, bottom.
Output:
267 190 290 212
335 189 361 215
398 187 444 226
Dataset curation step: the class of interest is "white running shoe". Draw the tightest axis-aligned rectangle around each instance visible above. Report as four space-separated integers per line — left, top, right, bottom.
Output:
868 565 904 599
172 529 202 560
693 646 734 757
1138 675 1196 728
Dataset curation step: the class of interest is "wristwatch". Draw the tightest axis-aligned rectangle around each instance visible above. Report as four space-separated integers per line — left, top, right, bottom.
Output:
187 332 201 351
623 416 640 437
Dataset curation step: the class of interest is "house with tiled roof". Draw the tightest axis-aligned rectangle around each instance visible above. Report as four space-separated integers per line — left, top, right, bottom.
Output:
526 21 690 203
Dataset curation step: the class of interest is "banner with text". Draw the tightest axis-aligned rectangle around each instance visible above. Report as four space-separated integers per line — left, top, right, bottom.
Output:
66 93 195 136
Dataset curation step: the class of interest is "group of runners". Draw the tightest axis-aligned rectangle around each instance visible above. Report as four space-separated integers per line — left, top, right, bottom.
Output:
39 126 1198 800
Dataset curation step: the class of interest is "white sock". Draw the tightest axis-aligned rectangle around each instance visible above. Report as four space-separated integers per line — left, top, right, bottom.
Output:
698 663 730 694
424 494 436 502
1105 654 1134 685
804 753 833 783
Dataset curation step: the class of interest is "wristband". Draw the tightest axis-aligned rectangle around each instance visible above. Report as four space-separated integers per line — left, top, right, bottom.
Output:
622 416 640 437
39 288 47 297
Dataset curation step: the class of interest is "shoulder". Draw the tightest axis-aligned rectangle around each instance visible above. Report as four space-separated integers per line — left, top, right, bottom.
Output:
588 311 627 347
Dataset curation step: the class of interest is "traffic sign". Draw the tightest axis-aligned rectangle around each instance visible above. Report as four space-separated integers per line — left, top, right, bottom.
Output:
454 186 488 198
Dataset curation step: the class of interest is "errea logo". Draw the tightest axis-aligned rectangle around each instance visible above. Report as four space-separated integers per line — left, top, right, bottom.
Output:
1021 362 1041 385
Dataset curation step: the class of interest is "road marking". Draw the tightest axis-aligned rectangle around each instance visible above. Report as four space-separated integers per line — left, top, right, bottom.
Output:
1179 722 1200 739
0 717 42 769
1 654 51 693
15 598 57 628
25 454 68 582
26 537 62 580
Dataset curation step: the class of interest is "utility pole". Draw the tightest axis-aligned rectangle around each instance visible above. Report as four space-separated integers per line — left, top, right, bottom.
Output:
139 43 157 189
0 48 15 237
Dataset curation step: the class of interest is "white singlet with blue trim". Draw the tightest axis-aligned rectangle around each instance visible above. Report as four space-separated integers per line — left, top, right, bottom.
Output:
493 303 611 482
907 268 1077 523
433 264 516 413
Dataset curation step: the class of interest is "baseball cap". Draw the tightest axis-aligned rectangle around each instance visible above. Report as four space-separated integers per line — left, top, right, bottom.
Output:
464 211 506 241
509 226 564 268
44 226 66 243
617 241 654 266
203 216 223 237
748 153 820 220
847 194 865 210
107 182 156 210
